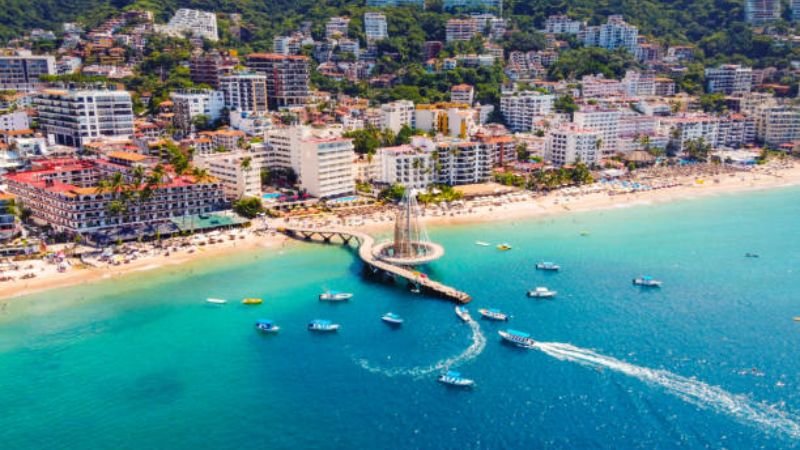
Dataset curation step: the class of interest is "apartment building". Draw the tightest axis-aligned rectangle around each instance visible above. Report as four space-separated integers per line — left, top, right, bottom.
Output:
0 52 56 91
574 108 621 157
299 136 355 198
220 72 268 114
169 90 226 133
745 0 781 24
35 88 134 148
195 151 263 199
164 8 218 41
377 144 434 190
545 124 601 166
0 193 16 241
434 140 494 185
753 105 800 147
581 74 625 98
450 84 475 105
189 51 238 88
381 100 414 134
366 0 425 7
364 13 388 42
660 115 720 152
705 65 753 95
326 17 351 39
580 15 639 54
500 90 555 132
0 111 29 131
446 19 480 42
544 15 583 34
246 53 311 109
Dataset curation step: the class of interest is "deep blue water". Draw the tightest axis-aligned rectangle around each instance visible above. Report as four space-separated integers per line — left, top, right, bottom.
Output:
2 187 800 449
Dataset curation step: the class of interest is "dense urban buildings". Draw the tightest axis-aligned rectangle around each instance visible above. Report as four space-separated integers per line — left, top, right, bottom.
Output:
0 51 56 91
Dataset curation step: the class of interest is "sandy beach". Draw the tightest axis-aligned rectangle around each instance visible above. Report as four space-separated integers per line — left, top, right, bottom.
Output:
3 161 799 301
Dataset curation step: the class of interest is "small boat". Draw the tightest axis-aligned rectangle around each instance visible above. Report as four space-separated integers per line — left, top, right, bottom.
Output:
478 308 509 321
437 370 475 387
206 298 227 304
497 243 512 251
455 306 471 322
308 320 340 332
528 287 557 298
633 276 662 287
580 231 590 236
536 261 561 271
242 298 263 305
475 241 490 246
793 316 800 322
745 253 759 258
255 319 280 333
319 290 353 301
382 312 404 325
410 285 421 294
498 329 536 348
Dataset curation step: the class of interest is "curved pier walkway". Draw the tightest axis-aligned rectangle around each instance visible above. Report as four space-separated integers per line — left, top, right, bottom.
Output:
277 226 471 304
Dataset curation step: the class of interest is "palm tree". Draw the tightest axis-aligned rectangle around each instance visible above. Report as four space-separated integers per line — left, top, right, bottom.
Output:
191 167 214 183
240 156 252 171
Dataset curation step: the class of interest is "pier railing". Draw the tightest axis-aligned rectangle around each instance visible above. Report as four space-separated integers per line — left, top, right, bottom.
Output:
277 226 471 304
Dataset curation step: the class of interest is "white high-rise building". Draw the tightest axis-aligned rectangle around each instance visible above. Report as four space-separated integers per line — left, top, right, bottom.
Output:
299 136 355 198
580 15 639 54
544 15 583 34
364 12 388 42
0 111 30 131
705 65 753 95
165 8 218 41
574 108 622 157
170 90 226 132
35 88 134 147
450 84 475 105
659 115 721 152
381 100 415 134
545 124 601 166
500 90 555 132
753 105 800 147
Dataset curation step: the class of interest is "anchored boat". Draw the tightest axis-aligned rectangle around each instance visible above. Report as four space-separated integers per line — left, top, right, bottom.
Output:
437 371 475 387
633 276 662 287
319 290 353 301
475 241 490 246
308 320 340 332
206 298 227 304
536 261 560 271
255 320 280 333
527 287 557 298
497 243 512 251
242 298 263 305
498 329 536 348
478 308 509 321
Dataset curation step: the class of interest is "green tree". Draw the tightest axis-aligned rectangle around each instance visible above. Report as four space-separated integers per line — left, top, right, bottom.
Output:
233 197 264 219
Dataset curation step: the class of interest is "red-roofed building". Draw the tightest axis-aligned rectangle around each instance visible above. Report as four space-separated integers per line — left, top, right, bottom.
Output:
4 158 224 234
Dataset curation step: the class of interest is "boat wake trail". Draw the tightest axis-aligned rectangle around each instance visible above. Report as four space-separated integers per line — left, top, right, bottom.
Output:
535 341 800 439
356 319 486 379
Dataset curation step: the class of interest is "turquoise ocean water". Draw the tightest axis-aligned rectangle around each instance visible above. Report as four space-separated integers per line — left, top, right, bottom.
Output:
2 187 800 449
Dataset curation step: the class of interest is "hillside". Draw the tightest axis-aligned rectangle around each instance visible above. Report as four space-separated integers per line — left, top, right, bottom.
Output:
1 0 792 66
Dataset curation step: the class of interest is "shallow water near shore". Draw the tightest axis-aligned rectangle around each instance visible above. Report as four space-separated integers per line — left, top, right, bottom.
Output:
2 186 800 449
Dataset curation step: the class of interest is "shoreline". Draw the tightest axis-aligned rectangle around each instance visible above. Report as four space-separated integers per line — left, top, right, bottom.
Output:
3 161 799 301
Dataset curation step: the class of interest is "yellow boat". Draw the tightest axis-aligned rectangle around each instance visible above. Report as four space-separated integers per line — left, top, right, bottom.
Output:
242 298 263 305
794 316 800 322
497 243 512 251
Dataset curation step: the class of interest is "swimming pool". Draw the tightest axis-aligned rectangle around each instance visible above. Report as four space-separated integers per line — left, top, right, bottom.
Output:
328 195 359 203
262 193 282 200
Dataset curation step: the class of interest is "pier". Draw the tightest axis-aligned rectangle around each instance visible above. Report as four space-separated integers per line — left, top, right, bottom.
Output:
277 226 471 304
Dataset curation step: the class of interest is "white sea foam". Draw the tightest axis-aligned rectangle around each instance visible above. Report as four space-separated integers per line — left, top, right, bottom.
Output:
535 341 800 439
356 318 486 379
